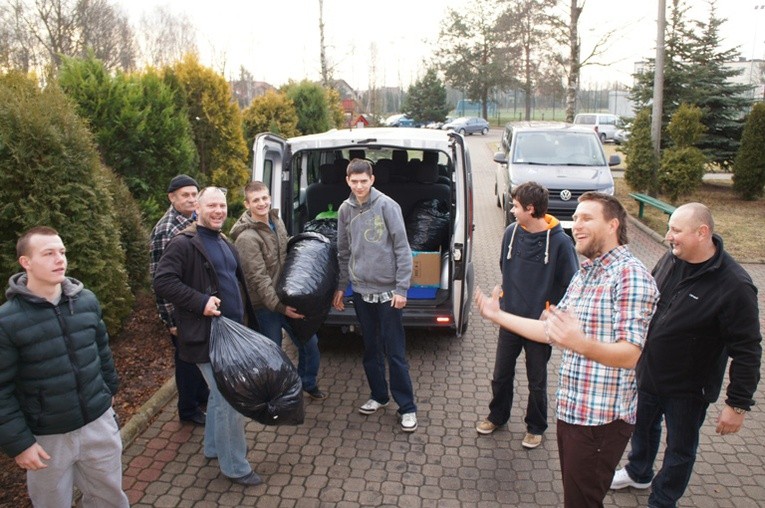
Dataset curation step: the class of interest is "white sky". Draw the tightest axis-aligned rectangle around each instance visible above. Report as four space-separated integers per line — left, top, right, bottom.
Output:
121 0 760 90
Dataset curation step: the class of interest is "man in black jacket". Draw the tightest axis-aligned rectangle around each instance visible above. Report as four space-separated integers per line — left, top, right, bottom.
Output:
611 203 762 507
154 186 262 487
0 226 129 507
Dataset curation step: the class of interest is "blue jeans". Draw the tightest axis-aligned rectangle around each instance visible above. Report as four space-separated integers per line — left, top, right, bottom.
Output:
624 390 709 508
196 363 252 479
352 293 416 415
488 329 551 434
254 308 321 392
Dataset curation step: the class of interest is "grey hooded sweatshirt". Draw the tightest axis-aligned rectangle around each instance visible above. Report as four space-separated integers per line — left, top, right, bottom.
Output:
336 187 412 297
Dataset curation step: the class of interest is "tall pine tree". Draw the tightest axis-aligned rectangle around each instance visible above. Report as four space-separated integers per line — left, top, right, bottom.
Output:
630 0 751 169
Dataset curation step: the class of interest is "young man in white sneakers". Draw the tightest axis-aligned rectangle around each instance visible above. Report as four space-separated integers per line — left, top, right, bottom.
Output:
476 182 578 449
333 159 418 432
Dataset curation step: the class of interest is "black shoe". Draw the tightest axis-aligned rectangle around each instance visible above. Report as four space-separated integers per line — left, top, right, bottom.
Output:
226 471 263 486
305 387 327 400
180 411 206 426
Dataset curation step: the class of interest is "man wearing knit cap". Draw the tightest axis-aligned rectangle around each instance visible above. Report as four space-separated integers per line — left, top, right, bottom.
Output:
149 174 209 426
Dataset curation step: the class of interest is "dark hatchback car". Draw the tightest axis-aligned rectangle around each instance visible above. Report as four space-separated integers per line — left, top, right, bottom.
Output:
493 122 620 228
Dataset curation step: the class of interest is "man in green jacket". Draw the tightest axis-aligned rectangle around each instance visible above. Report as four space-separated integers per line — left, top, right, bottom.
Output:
0 226 129 507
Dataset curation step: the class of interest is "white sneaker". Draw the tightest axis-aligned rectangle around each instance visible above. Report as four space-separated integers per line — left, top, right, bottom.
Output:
610 468 651 490
359 399 389 415
401 412 417 432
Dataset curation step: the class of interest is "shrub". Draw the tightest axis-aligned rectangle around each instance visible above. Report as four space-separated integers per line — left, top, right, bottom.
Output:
733 103 765 200
659 103 707 201
623 108 658 194
0 71 132 332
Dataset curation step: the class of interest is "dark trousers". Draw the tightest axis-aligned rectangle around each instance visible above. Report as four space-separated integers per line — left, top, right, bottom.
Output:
172 335 209 419
488 329 551 434
557 418 634 508
624 390 709 508
352 293 416 415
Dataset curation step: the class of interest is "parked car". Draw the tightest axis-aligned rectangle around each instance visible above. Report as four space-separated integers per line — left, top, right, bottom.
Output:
384 113 416 127
573 113 619 143
493 122 619 228
252 127 475 335
442 116 490 136
614 127 630 145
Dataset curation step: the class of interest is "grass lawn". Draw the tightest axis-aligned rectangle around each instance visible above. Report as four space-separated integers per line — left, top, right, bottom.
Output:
604 144 765 263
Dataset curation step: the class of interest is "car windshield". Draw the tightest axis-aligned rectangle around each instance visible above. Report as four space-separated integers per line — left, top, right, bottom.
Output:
512 131 606 166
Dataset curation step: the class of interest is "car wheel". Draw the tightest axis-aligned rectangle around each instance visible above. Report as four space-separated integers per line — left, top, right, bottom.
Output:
482 127 489 135
495 183 501 207
504 203 515 227
459 128 466 136
599 132 607 143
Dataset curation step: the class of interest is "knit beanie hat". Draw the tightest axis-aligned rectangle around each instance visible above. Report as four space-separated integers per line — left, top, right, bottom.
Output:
167 174 199 193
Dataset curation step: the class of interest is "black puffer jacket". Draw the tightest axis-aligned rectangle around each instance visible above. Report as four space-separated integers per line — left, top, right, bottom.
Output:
0 274 118 458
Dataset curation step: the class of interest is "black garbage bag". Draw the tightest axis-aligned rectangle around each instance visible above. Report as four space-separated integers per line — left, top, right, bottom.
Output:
303 218 338 245
276 232 339 342
406 199 450 251
209 316 304 426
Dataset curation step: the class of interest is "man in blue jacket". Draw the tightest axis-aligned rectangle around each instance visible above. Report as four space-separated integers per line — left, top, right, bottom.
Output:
0 226 129 507
475 182 578 449
611 203 762 507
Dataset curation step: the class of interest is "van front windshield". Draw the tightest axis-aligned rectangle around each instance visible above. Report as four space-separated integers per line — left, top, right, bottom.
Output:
512 132 607 166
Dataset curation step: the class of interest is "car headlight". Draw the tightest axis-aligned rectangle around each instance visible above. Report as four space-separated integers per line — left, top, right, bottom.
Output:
602 185 615 195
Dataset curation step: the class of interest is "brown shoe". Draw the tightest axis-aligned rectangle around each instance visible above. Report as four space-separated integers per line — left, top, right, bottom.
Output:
522 432 542 449
476 419 498 435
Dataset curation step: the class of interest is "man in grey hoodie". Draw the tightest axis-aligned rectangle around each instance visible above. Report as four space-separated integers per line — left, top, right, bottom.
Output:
332 158 418 432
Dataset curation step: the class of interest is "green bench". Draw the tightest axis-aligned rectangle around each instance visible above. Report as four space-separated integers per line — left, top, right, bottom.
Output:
629 193 676 227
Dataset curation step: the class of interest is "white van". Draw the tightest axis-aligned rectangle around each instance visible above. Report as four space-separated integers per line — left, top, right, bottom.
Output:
252 128 475 335
573 113 619 142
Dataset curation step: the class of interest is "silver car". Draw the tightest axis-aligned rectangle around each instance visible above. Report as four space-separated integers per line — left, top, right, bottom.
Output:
493 122 620 228
442 116 490 136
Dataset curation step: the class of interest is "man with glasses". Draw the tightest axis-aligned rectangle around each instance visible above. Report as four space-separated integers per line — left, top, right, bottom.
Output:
154 186 263 486
149 174 209 426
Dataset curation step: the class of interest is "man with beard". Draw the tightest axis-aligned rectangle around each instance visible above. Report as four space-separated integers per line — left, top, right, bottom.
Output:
475 192 659 508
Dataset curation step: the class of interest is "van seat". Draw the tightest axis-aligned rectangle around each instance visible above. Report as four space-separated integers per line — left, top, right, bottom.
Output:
305 163 349 219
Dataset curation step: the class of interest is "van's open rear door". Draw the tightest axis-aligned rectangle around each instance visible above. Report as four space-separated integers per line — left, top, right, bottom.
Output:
450 134 475 335
252 133 288 204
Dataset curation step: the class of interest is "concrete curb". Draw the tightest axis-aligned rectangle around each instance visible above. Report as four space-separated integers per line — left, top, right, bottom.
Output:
627 214 667 245
120 376 176 449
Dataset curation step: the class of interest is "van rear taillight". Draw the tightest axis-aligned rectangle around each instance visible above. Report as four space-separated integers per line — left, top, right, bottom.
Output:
436 316 452 324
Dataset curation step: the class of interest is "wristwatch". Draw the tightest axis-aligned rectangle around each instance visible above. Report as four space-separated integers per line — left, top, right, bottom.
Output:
729 405 748 415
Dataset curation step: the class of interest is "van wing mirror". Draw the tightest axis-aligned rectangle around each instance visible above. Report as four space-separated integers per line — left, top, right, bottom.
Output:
493 152 507 164
608 154 621 167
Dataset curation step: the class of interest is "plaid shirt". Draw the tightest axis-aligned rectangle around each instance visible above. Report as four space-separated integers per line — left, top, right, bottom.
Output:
149 206 194 328
556 245 658 426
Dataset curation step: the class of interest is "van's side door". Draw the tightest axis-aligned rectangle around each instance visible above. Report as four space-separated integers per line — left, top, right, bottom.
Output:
252 133 288 213
451 134 475 335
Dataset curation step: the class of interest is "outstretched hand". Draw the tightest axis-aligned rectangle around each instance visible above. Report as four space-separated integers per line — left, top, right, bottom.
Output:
474 285 502 322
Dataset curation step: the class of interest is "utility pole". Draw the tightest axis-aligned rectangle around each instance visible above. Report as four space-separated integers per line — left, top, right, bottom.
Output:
650 0 666 193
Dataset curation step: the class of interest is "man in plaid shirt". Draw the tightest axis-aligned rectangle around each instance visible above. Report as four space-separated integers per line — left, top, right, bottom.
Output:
149 174 208 425
476 192 659 508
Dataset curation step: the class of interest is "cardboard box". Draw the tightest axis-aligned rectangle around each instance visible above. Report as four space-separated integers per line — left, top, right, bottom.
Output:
411 251 440 287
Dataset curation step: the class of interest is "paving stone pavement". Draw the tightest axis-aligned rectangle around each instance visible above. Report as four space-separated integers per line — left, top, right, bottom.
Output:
121 133 765 507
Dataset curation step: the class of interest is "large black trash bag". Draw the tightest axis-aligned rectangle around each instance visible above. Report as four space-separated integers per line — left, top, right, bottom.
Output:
209 316 304 426
406 199 450 251
303 218 338 245
276 232 339 343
